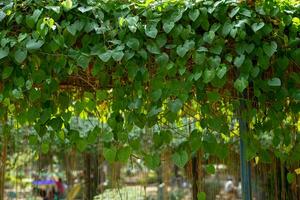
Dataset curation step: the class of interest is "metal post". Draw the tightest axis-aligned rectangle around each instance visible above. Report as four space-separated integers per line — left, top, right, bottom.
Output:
239 98 252 200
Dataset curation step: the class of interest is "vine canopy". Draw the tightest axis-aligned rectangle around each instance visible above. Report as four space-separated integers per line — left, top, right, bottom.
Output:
0 0 300 166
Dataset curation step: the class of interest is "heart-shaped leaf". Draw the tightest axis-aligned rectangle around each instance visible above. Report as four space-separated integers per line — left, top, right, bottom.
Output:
216 65 227 79
26 39 44 50
189 9 200 21
103 147 117 163
172 150 188 168
0 47 9 60
176 45 188 57
163 21 175 33
2 67 13 79
98 51 112 62
245 43 255 54
268 77 281 87
168 99 183 113
203 69 215 83
126 38 140 50
234 77 248 92
229 7 239 18
251 22 265 32
155 53 169 65
76 55 90 68
117 146 131 163
203 31 215 44
112 50 124 61
14 49 27 63
151 89 162 102
234 54 245 68
263 41 277 57
145 24 158 38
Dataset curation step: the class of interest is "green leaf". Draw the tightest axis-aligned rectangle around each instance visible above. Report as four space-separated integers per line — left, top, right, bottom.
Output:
151 89 162 102
117 146 131 163
26 39 44 50
48 117 63 131
268 77 281 87
103 147 117 163
245 43 255 54
0 11 5 22
172 150 188 168
45 6 61 14
126 38 140 50
251 67 260 78
41 142 49 154
163 21 175 33
78 6 93 13
2 67 13 79
26 80 33 90
144 154 160 170
146 42 160 54
207 91 220 102
229 7 239 18
76 55 90 68
216 65 227 79
193 72 202 81
98 51 112 62
145 25 158 39
197 192 206 200
102 132 113 142
251 22 265 32
76 139 87 152
203 31 215 44
168 99 183 113
12 89 22 99
155 53 169 66
206 164 215 174
263 41 277 57
287 172 295 184
189 9 200 21
234 77 248 92
222 21 233 36
203 69 215 84
156 34 167 48
176 45 188 57
26 9 42 28
193 52 205 65
176 40 195 57
14 49 27 63
112 51 124 61
96 90 108 101
234 54 245 68
29 89 41 101
61 0 73 11
0 47 9 60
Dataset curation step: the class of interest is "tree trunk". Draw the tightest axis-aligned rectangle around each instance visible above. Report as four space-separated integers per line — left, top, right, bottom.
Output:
84 152 94 200
192 151 204 200
280 161 286 200
0 136 7 200
65 149 76 187
161 148 171 200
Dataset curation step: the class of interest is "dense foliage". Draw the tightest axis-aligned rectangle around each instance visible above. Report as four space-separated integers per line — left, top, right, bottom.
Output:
0 0 299 174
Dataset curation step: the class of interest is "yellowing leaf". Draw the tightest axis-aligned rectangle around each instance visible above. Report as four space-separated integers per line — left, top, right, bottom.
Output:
294 168 300 175
255 156 259 165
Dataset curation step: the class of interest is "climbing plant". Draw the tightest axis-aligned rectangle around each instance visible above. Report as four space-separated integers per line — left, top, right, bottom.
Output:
0 1 299 195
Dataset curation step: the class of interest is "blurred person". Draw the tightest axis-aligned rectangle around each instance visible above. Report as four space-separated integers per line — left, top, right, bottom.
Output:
224 177 237 199
55 177 65 199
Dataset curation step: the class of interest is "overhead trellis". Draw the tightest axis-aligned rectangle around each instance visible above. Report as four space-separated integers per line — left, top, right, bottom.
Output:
0 0 299 172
